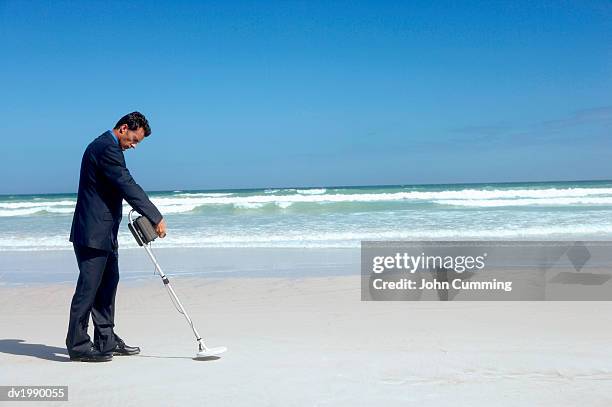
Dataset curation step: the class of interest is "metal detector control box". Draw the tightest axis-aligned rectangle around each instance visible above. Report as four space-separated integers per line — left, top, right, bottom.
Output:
128 215 158 246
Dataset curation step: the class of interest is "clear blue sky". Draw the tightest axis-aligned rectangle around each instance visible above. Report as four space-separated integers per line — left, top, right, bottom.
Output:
0 0 610 194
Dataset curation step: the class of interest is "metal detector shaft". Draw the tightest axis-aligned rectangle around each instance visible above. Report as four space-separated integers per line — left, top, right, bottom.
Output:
141 243 208 349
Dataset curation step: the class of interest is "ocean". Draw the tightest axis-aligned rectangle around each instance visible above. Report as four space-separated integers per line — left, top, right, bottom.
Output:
2 180 612 251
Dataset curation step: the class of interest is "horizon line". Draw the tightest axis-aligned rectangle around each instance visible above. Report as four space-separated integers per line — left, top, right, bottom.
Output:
2 178 612 197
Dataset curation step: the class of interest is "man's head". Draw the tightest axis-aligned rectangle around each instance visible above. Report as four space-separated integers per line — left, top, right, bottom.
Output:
113 111 151 151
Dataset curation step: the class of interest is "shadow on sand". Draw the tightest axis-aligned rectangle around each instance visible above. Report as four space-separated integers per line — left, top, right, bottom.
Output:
0 339 70 362
0 339 222 362
136 354 221 361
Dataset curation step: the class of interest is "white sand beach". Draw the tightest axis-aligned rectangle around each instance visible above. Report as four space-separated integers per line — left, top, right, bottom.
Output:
1 248 612 406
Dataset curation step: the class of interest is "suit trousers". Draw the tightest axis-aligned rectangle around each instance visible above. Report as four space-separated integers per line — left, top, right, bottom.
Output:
66 244 119 356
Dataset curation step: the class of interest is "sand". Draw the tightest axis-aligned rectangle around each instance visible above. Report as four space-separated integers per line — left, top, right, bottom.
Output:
1 248 612 406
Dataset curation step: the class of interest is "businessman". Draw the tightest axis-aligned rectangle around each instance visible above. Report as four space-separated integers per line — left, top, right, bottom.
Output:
66 112 167 362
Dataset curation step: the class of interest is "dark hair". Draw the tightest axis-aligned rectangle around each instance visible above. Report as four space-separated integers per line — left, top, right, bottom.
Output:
113 111 151 137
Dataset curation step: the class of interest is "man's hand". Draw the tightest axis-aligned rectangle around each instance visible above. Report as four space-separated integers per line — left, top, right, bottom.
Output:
156 219 167 238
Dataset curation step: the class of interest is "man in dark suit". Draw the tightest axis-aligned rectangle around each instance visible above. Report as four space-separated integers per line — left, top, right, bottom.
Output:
66 111 167 362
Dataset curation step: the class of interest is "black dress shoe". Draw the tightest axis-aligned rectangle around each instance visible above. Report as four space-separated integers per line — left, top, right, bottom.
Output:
69 346 113 362
112 338 140 356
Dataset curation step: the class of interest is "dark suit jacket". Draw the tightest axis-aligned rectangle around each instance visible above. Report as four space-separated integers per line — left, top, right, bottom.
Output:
69 131 163 251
